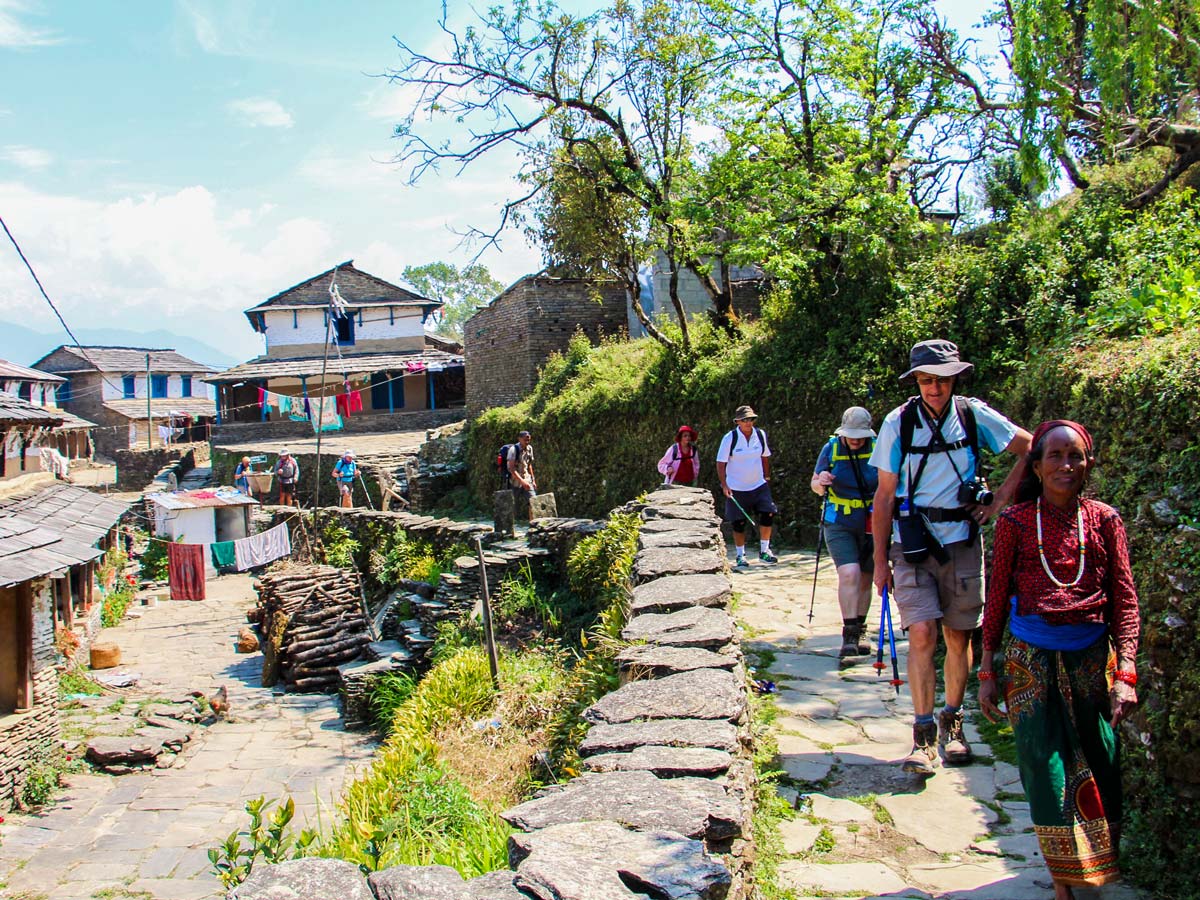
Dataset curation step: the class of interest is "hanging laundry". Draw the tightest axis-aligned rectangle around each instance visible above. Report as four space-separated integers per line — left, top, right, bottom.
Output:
38 447 69 479
405 360 426 373
336 393 350 417
157 425 174 445
257 387 266 408
210 541 237 571
278 395 292 415
303 397 312 420
167 542 206 601
233 523 293 571
348 390 363 413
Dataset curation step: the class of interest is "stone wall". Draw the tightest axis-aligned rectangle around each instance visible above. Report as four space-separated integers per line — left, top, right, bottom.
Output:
212 449 389 510
0 578 61 810
211 409 465 447
113 444 204 490
464 276 627 416
233 485 751 900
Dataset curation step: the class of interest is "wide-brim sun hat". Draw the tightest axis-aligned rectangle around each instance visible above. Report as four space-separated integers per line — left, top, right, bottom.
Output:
732 405 758 421
676 425 698 441
280 449 291 456
835 406 876 439
899 339 974 380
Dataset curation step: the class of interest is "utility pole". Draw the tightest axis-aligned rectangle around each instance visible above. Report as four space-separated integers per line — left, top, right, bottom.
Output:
145 353 153 450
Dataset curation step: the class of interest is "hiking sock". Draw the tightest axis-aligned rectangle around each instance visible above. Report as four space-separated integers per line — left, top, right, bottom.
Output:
759 539 771 554
735 547 746 560
915 713 936 727
942 704 962 716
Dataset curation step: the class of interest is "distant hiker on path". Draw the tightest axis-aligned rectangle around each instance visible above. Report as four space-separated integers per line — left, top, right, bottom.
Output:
506 430 537 520
979 420 1139 900
234 456 252 495
812 407 879 660
870 339 1032 776
658 425 700 486
274 449 299 507
332 450 357 509
716 405 777 569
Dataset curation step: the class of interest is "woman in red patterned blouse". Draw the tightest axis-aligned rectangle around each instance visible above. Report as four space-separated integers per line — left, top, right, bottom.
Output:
978 420 1139 899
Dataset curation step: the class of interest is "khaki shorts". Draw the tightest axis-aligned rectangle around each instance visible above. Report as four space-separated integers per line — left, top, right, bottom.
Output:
888 536 983 632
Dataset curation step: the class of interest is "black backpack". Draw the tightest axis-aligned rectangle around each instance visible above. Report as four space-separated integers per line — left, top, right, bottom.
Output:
497 444 513 484
725 427 766 454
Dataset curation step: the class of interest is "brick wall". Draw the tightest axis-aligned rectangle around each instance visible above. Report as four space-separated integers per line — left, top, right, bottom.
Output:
464 276 627 416
0 578 60 810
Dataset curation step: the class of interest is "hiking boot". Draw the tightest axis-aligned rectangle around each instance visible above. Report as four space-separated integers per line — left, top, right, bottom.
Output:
939 709 973 765
759 550 778 564
734 556 751 570
855 616 873 655
902 722 939 777
839 624 861 661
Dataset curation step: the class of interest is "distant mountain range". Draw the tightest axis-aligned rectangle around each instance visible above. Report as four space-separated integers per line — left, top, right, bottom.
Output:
0 323 244 371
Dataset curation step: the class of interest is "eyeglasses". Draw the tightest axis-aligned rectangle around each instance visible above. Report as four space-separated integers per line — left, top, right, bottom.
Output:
915 375 954 387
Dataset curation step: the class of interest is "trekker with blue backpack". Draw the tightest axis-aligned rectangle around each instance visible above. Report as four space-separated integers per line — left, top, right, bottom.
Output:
716 405 778 568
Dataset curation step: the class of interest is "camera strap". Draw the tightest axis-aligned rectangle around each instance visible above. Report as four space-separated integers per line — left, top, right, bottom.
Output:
919 402 971 488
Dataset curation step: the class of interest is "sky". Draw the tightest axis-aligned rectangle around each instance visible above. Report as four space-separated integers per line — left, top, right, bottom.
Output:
0 0 998 363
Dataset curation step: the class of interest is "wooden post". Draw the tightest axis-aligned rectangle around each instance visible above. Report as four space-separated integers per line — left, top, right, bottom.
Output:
145 353 153 450
15 582 33 712
474 536 500 689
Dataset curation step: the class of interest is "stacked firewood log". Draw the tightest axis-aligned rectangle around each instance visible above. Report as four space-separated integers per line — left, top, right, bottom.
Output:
257 565 372 693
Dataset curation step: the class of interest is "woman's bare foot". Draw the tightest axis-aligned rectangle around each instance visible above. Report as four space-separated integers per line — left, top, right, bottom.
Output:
1053 881 1075 900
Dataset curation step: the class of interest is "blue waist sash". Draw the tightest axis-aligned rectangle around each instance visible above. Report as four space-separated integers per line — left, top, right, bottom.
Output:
1008 596 1107 652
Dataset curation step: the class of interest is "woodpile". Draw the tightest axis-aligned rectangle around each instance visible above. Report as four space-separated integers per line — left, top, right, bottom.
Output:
257 565 373 693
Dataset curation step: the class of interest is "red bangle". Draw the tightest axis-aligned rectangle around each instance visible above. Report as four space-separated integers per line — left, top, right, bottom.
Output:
978 670 997 681
1113 670 1137 686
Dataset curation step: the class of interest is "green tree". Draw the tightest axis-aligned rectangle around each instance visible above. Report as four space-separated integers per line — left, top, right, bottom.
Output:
402 262 504 339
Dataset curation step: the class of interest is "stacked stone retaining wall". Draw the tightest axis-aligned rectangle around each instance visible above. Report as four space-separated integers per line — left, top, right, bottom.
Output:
211 409 465 446
235 485 751 899
113 444 204 490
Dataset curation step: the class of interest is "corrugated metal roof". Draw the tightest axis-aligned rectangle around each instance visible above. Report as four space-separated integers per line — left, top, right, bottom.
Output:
32 346 216 375
103 398 216 419
0 483 130 587
0 360 65 383
0 394 64 426
205 349 463 384
146 488 258 510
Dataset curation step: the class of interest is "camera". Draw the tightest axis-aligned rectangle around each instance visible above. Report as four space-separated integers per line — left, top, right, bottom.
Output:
958 477 994 507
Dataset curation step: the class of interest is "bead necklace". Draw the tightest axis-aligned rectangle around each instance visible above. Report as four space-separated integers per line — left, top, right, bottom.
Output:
1036 497 1087 588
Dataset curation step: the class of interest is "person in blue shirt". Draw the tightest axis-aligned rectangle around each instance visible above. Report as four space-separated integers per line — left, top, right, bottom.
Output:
332 450 357 508
870 339 1032 778
234 456 252 495
811 407 879 661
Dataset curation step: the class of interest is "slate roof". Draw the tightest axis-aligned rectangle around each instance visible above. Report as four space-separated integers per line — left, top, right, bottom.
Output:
32 346 215 375
205 349 464 384
0 483 130 587
245 261 438 319
0 393 64 426
103 398 217 420
0 360 65 383
48 408 96 430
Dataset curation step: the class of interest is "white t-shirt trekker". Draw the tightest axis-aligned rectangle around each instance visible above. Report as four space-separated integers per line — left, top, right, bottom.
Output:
716 427 772 492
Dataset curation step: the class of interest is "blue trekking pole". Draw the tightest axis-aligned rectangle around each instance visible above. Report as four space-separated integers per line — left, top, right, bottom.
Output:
879 586 904 695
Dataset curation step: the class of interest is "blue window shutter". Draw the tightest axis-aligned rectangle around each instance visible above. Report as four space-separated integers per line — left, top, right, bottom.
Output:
293 310 298 328
123 375 136 399
151 375 167 398
181 376 192 398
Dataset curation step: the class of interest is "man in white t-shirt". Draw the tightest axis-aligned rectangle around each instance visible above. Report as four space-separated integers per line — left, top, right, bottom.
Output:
716 405 778 568
870 339 1031 778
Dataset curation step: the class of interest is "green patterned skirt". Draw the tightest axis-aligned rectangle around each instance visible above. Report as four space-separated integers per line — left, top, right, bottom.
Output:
1004 635 1122 886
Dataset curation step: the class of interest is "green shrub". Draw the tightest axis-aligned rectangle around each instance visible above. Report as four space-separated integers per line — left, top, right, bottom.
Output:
320 523 360 568
101 582 135 628
208 796 317 888
138 538 169 582
367 671 415 732
58 667 103 699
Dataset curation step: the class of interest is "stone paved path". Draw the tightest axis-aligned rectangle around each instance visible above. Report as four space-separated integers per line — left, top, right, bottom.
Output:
734 549 1145 900
0 575 377 900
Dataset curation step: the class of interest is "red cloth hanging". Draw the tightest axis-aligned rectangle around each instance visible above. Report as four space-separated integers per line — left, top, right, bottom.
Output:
167 542 206 601
336 393 351 417
348 390 363 413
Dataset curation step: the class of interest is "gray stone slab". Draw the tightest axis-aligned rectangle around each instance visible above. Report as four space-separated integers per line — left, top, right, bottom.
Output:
369 863 465 900
622 605 734 649
510 820 731 900
878 766 999 854
766 652 840 681
808 794 875 823
640 516 713 533
634 547 723 581
580 718 739 755
777 860 909 895
617 644 738 679
232 858 373 900
465 870 530 899
778 819 823 854
584 745 733 777
639 529 720 550
501 771 742 841
630 574 731 614
584 668 745 724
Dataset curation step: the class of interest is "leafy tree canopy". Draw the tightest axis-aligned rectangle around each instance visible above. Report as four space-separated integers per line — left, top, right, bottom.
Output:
402 262 505 338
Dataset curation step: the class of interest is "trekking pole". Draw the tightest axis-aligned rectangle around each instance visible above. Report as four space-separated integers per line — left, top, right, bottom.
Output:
882 586 904 695
807 497 828 624
356 470 375 511
874 590 887 676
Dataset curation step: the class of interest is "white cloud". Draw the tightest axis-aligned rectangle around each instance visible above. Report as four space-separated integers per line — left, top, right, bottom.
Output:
2 145 52 170
227 97 294 129
358 79 427 123
0 182 334 359
0 0 62 49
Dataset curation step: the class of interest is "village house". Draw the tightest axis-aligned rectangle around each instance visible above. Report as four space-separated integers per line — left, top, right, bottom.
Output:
145 489 257 576
0 359 95 467
206 261 465 427
0 393 64 482
0 409 129 808
30 346 216 458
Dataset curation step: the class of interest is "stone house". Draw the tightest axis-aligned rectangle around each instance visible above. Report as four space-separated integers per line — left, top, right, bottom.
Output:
146 489 257 576
0 474 129 808
463 274 627 415
207 261 466 427
29 346 216 458
0 359 95 465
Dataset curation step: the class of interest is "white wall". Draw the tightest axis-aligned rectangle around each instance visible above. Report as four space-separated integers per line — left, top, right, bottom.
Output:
155 507 218 575
1 381 55 406
261 307 426 350
100 373 212 401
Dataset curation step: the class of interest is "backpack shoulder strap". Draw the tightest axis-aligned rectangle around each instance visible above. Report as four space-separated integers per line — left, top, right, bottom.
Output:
954 396 979 459
756 427 766 451
898 397 921 458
